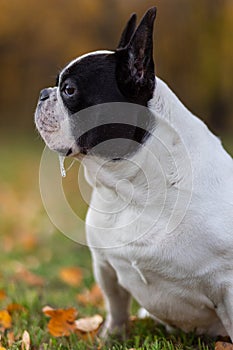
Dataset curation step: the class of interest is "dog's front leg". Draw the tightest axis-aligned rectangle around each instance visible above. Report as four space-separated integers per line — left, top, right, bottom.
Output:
215 287 233 341
93 256 131 338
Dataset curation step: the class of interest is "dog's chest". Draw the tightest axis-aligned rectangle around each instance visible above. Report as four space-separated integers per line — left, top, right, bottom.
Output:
87 201 222 333
86 175 228 333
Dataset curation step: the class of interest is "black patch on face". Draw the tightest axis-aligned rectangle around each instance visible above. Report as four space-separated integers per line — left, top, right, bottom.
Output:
60 53 130 112
59 54 155 159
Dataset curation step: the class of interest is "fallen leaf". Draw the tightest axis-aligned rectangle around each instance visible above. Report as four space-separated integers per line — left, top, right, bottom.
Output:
75 314 103 332
21 330 30 350
7 331 15 346
7 303 26 313
59 267 83 287
77 284 103 306
42 305 54 316
0 310 12 330
42 306 78 337
15 267 44 287
21 234 38 251
75 315 103 341
215 341 233 350
42 305 104 340
0 290 6 301
129 315 137 321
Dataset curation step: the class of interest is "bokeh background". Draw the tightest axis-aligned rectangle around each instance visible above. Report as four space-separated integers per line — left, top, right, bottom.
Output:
1 0 233 134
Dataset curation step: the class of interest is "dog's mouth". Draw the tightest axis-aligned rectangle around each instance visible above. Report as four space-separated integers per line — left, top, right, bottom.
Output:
65 148 73 156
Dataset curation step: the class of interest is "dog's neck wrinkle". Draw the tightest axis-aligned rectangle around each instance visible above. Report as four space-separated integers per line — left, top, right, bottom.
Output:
82 151 158 207
84 155 147 189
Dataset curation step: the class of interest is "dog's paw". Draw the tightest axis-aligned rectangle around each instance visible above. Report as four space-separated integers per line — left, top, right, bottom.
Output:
99 318 128 341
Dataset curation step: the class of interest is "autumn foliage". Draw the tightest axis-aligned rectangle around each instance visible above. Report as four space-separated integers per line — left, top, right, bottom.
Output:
0 0 232 132
42 306 103 339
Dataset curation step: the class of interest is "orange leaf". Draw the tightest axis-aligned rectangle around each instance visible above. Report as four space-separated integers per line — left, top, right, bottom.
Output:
21 330 30 350
7 331 15 346
42 305 54 316
59 267 83 287
42 306 78 337
0 290 6 300
0 310 12 330
77 284 103 306
215 342 233 350
21 234 38 251
15 267 44 287
7 303 26 313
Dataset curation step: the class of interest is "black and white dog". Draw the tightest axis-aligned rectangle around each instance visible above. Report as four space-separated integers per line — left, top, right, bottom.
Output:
35 8 233 339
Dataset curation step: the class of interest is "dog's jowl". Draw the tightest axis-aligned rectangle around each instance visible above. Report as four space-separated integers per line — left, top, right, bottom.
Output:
35 7 233 339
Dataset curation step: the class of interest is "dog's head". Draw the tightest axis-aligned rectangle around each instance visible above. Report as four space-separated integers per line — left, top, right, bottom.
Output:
35 7 156 160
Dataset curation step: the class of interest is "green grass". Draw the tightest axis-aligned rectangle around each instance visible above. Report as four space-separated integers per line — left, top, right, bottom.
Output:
0 132 232 349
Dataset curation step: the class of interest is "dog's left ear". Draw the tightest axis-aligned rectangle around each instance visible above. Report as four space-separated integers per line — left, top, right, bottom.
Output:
116 7 157 104
117 13 137 49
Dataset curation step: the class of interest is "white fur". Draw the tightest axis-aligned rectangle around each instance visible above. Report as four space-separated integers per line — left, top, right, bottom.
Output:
35 87 76 153
85 77 233 338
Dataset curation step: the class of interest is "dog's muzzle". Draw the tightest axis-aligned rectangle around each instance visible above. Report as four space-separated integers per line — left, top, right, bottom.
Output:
35 86 77 156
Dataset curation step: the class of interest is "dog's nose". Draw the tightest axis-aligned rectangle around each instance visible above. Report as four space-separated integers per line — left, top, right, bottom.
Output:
39 88 50 101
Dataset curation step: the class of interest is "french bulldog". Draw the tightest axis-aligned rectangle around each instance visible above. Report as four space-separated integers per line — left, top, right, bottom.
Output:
35 7 233 340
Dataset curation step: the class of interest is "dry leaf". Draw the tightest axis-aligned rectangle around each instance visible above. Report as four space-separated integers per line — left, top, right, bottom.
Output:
75 315 103 341
215 342 233 350
75 314 103 332
0 310 12 330
42 305 104 340
77 284 103 306
7 303 26 313
42 305 54 316
129 315 137 322
0 290 6 300
42 306 78 337
15 267 44 287
21 330 30 350
59 267 83 287
7 331 15 346
21 234 38 251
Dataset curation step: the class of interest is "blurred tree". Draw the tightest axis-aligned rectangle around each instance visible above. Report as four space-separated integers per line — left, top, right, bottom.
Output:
0 0 232 133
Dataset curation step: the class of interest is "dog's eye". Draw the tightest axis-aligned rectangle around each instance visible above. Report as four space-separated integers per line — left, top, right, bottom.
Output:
63 84 76 97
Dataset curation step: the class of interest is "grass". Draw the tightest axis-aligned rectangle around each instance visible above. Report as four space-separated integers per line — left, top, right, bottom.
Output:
0 132 232 349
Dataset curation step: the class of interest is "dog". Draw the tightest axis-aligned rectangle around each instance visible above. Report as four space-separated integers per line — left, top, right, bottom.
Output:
35 7 233 340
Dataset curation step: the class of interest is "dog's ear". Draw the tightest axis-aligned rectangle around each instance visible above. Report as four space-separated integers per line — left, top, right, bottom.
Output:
116 7 157 104
117 13 137 49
